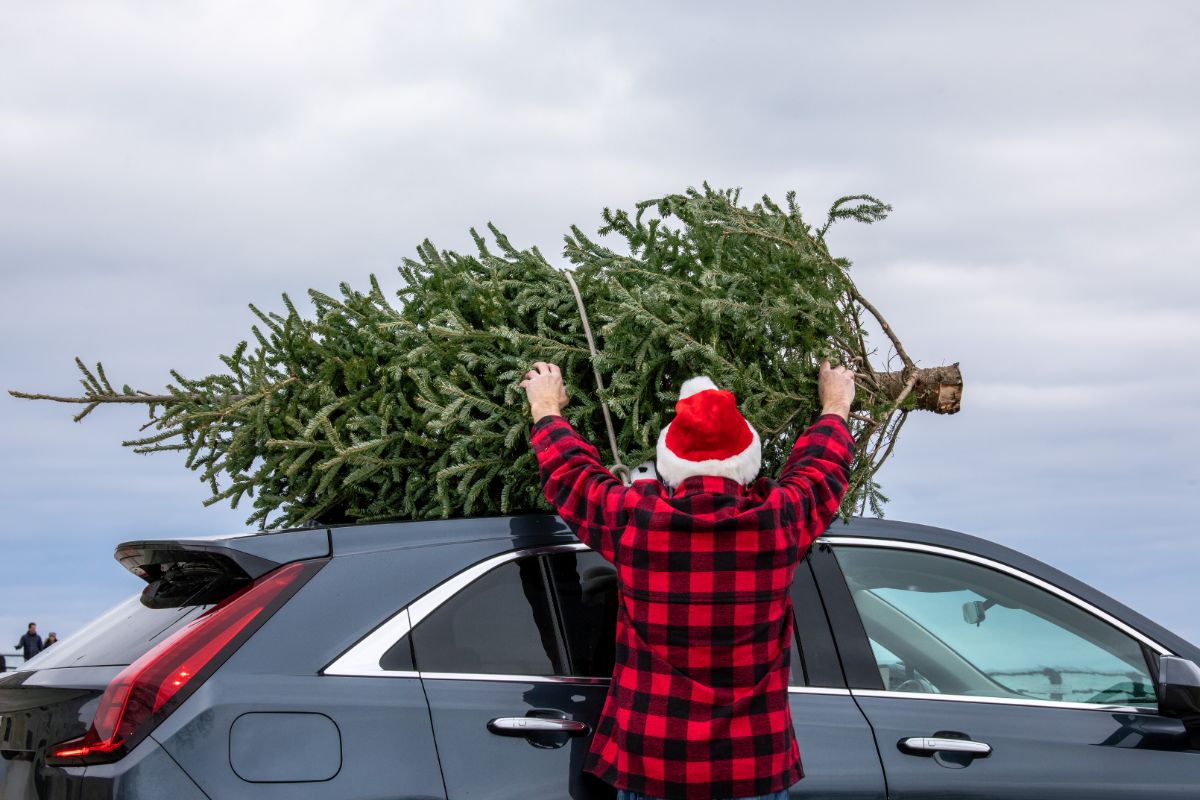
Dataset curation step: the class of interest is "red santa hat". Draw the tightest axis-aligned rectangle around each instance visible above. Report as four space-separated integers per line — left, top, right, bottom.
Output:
656 376 761 487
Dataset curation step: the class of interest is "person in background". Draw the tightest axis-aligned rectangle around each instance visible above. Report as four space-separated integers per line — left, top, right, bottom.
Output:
15 622 43 662
43 632 59 648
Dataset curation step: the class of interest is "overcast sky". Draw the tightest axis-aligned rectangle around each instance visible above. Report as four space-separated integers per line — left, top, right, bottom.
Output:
3 1 1198 657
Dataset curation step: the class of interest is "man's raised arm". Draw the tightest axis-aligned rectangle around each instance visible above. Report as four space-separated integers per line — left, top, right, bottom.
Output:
776 361 857 545
523 362 630 563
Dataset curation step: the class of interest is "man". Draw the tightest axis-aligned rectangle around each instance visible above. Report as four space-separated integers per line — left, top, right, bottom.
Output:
16 622 42 662
523 360 855 800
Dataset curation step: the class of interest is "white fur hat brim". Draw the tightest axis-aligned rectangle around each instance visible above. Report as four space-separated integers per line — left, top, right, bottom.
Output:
656 421 761 487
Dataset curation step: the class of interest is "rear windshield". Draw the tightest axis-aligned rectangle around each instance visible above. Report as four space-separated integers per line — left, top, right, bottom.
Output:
23 593 215 670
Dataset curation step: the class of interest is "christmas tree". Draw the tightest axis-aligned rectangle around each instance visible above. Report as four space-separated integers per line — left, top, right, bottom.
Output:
11 185 961 530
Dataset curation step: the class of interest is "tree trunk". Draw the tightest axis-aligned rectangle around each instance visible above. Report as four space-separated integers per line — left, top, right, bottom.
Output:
874 363 962 414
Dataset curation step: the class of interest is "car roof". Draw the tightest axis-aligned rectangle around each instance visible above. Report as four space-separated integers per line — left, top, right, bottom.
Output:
150 513 1100 583
118 513 1200 660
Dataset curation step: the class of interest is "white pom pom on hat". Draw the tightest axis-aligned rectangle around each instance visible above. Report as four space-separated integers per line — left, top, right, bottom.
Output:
656 375 761 487
677 376 718 399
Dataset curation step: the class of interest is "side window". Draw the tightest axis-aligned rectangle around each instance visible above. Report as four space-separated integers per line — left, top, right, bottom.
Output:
545 550 617 678
380 631 416 671
787 610 804 686
409 557 564 675
833 545 1157 707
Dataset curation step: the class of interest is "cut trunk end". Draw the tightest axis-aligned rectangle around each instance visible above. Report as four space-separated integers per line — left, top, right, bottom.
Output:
875 363 962 414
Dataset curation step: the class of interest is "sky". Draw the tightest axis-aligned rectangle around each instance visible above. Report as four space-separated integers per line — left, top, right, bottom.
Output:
2 1 1198 658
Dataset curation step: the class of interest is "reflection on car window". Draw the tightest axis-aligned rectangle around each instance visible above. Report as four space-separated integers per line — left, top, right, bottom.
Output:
546 550 618 678
833 546 1157 707
410 557 562 675
788 612 804 687
869 637 940 694
22 594 211 670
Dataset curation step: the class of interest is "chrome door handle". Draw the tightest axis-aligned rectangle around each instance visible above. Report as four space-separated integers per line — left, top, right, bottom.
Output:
488 717 590 735
899 736 992 755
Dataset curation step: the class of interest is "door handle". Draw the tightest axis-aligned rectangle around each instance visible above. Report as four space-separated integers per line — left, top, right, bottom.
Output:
488 717 590 736
899 736 991 755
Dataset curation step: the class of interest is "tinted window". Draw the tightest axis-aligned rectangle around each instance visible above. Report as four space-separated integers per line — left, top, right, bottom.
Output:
546 550 617 677
834 546 1156 706
787 610 804 686
22 594 211 670
411 557 563 675
380 632 416 671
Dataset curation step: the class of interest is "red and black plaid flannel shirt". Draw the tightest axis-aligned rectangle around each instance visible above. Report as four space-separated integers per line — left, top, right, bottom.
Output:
530 412 855 800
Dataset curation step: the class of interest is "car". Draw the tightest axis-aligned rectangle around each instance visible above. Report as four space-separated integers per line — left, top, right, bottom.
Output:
1 514 1198 799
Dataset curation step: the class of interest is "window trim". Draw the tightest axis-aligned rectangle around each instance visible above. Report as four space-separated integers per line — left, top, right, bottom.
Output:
327 534 1175 708
791 554 844 688
323 541 816 686
849 688 1156 714
825 536 1172 656
821 535 1171 712
323 543 588 677
420 672 610 684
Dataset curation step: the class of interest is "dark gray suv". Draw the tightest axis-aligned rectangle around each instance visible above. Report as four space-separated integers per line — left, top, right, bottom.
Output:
1 515 1198 799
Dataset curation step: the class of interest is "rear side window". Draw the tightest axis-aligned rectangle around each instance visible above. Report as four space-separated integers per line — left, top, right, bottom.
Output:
410 557 562 675
546 549 617 678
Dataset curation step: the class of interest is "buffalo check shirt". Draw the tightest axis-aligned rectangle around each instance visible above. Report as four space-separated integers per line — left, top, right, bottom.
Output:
530 412 855 800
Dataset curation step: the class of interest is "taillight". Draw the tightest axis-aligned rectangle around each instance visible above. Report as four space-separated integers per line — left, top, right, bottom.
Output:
47 559 322 765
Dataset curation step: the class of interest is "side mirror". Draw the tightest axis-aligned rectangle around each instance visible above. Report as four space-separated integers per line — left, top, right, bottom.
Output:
1158 655 1200 749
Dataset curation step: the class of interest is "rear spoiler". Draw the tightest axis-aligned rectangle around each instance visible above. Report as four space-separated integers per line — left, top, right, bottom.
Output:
114 528 330 606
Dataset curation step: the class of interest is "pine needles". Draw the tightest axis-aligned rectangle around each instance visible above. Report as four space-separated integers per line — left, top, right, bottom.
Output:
11 184 961 529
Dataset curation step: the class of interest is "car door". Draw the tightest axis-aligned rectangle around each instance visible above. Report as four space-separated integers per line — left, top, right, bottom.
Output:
809 537 1200 799
541 547 886 799
406 543 608 800
396 540 886 799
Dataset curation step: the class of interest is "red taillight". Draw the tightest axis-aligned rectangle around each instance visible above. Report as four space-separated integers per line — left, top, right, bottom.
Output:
47 559 320 765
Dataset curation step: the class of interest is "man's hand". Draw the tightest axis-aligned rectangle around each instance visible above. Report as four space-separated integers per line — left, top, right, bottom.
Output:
819 359 855 421
521 362 569 422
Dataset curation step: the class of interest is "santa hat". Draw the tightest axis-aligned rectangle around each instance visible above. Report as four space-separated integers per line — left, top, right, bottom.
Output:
656 376 761 487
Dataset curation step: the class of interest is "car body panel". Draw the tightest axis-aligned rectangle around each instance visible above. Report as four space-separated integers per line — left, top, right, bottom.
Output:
421 676 610 800
326 514 575 558
786 691 888 798
0 735 204 800
1 514 1195 798
413 543 887 799
851 692 1200 799
806 531 1200 797
150 674 445 799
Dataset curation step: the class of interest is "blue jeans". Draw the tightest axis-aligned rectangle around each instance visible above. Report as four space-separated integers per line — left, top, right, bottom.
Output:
617 791 789 800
